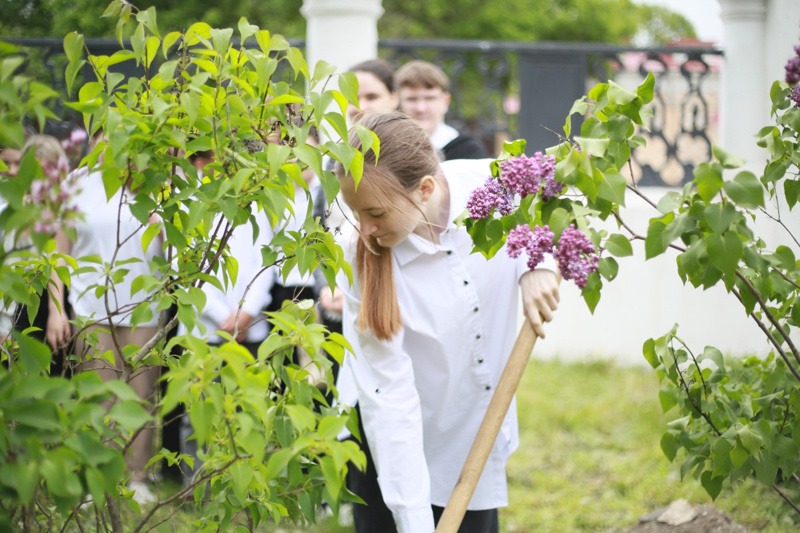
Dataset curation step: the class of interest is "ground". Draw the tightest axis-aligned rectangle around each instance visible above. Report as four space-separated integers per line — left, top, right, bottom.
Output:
626 502 749 533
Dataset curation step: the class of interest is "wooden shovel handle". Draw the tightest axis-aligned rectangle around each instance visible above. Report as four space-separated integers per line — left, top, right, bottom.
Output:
434 319 538 533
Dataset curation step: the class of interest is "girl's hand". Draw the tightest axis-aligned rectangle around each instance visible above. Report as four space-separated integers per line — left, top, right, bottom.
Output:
519 269 560 339
46 311 71 352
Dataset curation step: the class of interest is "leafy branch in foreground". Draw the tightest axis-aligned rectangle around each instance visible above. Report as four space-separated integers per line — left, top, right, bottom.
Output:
0 1 376 531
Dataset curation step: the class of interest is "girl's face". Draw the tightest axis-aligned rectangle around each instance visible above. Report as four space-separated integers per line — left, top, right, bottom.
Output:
347 72 399 122
341 173 424 248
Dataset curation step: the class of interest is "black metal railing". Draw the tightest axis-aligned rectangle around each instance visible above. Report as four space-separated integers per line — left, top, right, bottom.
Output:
3 37 723 186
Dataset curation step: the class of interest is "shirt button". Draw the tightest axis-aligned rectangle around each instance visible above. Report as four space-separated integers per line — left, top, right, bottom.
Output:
476 334 481 340
485 385 492 391
446 250 453 255
375 388 381 394
463 280 469 286
473 306 479 312
478 358 484 364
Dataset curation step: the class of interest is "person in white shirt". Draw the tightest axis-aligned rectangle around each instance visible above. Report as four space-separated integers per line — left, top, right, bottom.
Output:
47 150 163 504
176 148 277 486
333 112 559 533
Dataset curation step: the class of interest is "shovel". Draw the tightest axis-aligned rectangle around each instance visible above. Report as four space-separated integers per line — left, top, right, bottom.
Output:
434 318 539 533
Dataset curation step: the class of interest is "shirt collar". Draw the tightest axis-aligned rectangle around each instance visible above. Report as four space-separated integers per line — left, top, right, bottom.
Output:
429 123 459 150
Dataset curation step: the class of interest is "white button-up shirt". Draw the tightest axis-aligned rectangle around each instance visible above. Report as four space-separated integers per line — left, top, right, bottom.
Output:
339 159 551 532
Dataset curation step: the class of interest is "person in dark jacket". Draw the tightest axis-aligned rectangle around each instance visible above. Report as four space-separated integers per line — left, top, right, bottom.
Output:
395 60 488 161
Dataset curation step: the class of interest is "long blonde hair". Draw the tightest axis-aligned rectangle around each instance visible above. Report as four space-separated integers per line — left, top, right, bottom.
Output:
334 112 440 340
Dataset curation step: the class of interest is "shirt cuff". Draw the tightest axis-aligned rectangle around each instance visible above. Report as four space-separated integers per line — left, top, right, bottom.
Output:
393 507 436 533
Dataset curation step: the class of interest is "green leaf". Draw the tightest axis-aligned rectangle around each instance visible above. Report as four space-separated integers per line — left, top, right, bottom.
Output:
318 416 347 441
636 72 655 104
705 232 742 280
63 31 84 64
737 426 763 456
712 145 745 169
162 31 181 58
189 400 214 445
13 331 51 375
312 60 337 87
141 222 161 253
338 71 359 108
645 218 668 259
698 346 725 373
210 27 233 55
596 171 626 205
723 171 764 208
700 471 723 500
265 448 294 480
753 455 780 486
597 257 618 281
109 400 152 431
642 338 658 369
546 208 571 241
286 47 310 80
164 221 188 251
1 462 38 503
704 203 737 235
237 17 259 43
694 162 723 204
660 433 679 462
574 137 609 158
608 80 637 105
604 233 633 257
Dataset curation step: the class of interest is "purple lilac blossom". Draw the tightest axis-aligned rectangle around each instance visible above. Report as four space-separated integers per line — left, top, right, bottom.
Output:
467 177 515 218
467 184 498 219
527 225 555 269
791 86 800 108
553 225 599 289
499 155 541 197
786 56 800 85
506 224 533 258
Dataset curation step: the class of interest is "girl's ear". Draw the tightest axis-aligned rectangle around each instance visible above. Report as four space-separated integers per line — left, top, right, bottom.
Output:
416 175 436 203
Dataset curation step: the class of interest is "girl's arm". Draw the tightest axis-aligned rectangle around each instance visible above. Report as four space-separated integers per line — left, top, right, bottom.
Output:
341 287 436 533
46 229 72 352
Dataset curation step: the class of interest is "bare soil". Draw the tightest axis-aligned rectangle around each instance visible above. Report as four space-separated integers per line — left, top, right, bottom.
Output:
626 504 749 533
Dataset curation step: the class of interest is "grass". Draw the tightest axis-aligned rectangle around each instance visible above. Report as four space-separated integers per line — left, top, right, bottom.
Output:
502 358 799 533
117 359 799 532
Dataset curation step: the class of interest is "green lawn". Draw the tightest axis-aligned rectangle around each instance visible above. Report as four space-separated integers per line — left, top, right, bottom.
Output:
123 358 800 532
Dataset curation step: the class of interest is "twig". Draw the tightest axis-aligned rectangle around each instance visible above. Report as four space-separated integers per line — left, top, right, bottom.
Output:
735 271 800 368
674 356 721 436
773 483 800 514
759 206 800 249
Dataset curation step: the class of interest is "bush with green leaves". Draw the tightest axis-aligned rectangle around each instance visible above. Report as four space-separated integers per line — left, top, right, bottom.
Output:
0 1 376 531
465 56 800 511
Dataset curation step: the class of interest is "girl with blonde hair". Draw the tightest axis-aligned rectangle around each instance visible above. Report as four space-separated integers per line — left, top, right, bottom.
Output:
334 112 559 533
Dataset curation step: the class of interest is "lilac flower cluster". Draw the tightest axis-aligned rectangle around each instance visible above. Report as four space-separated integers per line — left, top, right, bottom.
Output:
505 223 598 288
467 177 514 218
466 153 563 220
506 224 555 270
785 44 800 85
553 225 600 289
791 86 800 109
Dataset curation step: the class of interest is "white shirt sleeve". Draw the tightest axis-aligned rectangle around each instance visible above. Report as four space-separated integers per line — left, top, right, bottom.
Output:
341 286 436 533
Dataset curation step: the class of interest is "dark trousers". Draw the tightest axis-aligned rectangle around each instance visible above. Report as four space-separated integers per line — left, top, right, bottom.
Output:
348 404 499 533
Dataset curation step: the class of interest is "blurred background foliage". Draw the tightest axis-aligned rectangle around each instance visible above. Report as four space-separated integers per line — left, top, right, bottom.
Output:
1 0 695 45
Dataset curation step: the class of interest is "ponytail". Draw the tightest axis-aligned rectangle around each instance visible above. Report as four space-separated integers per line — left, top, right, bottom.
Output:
356 237 402 341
